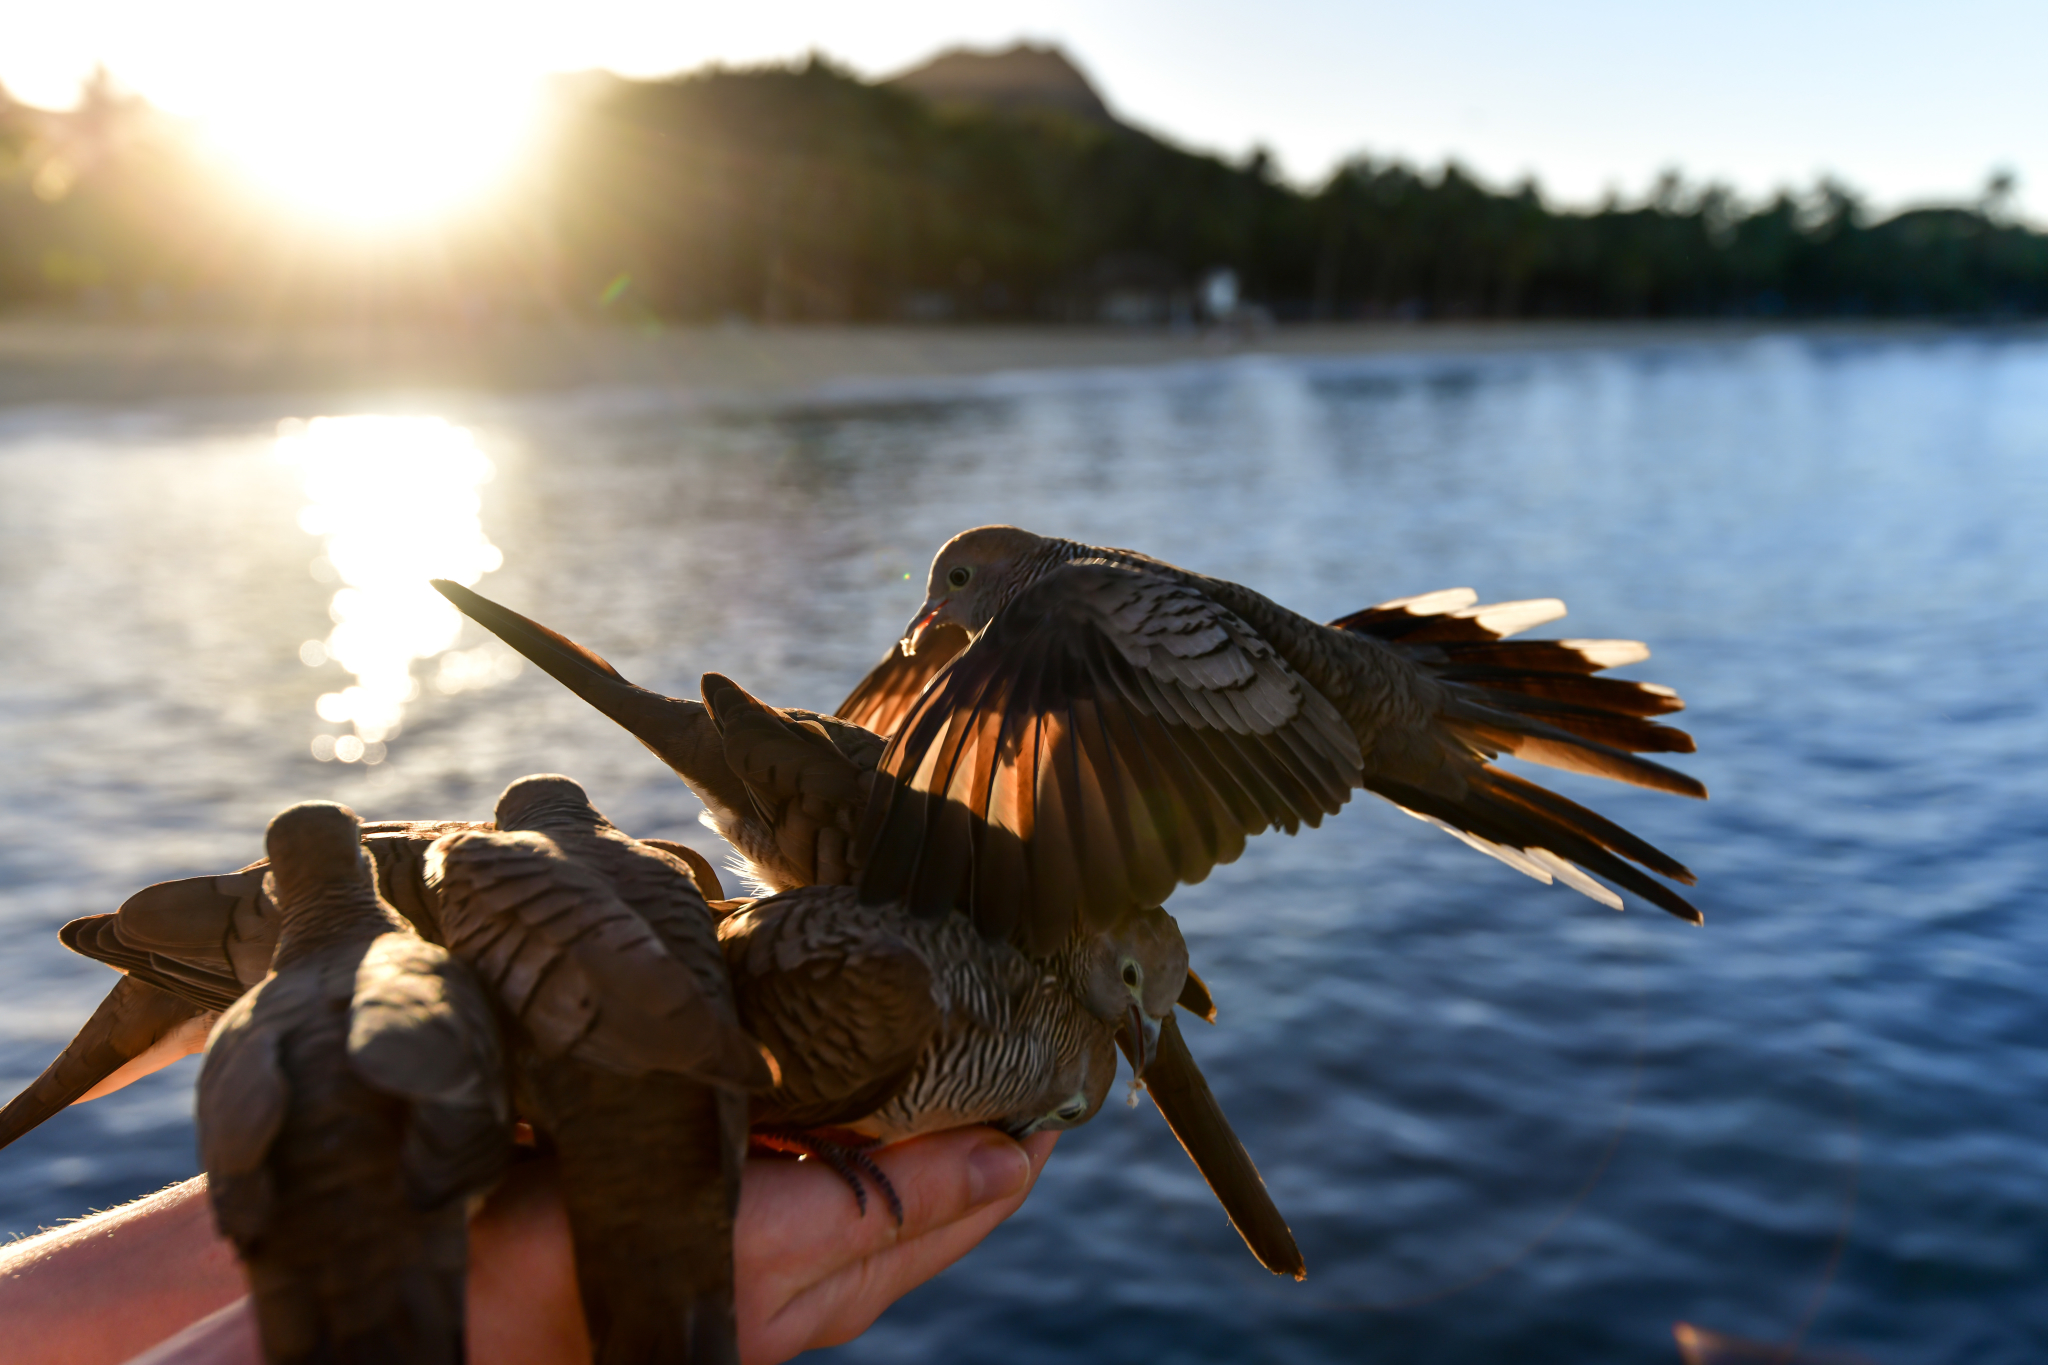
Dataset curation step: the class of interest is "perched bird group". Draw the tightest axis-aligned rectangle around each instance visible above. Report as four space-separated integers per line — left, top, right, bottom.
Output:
0 525 1708 1362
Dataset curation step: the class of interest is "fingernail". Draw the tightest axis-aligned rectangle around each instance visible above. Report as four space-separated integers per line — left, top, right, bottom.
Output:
966 1136 1031 1208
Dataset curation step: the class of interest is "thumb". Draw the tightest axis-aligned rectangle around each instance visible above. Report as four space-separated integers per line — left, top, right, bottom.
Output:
738 1129 1056 1364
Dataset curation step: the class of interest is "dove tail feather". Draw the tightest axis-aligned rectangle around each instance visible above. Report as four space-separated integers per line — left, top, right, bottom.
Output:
0 977 204 1151
431 580 745 817
1128 1014 1305 1280
1373 767 1703 923
246 1255 469 1365
536 1069 743 1365
1331 599 1703 797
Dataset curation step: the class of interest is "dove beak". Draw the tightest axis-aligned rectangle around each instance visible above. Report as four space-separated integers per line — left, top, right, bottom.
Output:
900 599 948 656
1127 1003 1160 1080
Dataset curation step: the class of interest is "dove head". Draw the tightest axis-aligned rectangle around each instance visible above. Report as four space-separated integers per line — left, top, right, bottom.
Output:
494 773 606 833
265 801 368 886
263 801 379 932
1007 1022 1119 1137
1070 907 1190 1080
902 524 1063 654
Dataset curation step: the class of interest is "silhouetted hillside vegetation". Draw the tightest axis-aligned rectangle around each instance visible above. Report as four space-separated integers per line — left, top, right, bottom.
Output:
3 55 2044 324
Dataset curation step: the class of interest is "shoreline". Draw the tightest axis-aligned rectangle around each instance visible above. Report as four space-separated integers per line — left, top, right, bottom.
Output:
0 317 2030 411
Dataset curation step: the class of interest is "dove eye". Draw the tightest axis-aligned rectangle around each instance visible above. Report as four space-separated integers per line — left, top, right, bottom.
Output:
1057 1095 1087 1120
1121 962 1141 989
946 566 973 589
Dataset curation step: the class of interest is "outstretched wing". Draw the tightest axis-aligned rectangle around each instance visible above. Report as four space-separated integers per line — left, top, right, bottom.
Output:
835 622 971 738
428 829 773 1091
1330 589 1699 792
856 563 1361 956
0 978 209 1151
58 822 485 1015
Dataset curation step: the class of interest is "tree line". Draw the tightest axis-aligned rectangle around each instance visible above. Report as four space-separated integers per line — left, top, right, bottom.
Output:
3 58 2043 323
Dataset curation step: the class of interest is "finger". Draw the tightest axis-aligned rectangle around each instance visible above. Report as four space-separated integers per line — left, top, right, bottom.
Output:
794 1132 1057 1349
465 1159 591 1365
738 1131 1055 1365
738 1127 1038 1284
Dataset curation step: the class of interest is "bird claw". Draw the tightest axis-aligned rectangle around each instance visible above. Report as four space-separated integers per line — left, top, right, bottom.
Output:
751 1128 905 1226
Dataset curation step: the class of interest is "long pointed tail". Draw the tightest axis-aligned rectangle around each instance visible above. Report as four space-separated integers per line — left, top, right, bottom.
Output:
540 1072 744 1365
1123 1013 1304 1280
1332 590 1705 921
430 580 739 810
243 1225 470 1365
0 976 206 1150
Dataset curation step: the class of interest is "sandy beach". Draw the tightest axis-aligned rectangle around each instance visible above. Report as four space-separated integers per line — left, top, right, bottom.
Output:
0 317 2001 411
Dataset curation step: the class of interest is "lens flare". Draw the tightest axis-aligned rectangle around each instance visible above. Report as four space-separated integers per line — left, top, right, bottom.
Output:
179 20 544 234
280 415 517 758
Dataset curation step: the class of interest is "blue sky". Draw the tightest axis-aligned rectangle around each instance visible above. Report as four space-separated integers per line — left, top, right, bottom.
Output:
7 0 2041 220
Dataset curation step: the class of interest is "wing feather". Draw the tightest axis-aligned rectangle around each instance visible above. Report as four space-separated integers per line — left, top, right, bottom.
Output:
195 989 291 1242
718 888 940 1130
835 622 972 737
858 563 1359 953
428 830 772 1089
348 933 512 1208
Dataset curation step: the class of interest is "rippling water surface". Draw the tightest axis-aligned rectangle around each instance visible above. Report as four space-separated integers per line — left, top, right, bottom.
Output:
4 333 2046 1362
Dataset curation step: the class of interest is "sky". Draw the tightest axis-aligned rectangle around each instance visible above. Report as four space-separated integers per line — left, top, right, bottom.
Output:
5 0 2043 221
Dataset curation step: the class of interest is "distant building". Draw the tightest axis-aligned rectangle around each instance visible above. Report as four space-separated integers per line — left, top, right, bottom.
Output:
884 43 1118 127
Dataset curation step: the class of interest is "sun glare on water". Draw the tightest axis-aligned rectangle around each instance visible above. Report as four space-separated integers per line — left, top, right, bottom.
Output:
279 416 519 765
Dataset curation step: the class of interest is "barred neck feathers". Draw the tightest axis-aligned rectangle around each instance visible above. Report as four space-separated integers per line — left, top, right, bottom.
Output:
977 534 1088 636
1074 542 1170 575
269 865 406 965
263 800 404 965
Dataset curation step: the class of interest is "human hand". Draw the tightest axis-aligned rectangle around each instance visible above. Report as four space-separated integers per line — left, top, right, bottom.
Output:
47 1127 1055 1365
732 1127 1057 1362
464 1127 1058 1365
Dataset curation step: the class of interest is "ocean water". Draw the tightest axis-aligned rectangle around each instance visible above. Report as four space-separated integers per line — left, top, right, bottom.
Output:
3 331 2046 1362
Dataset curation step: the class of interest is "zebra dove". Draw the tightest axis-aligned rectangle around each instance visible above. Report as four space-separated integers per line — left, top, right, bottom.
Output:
426 774 773 1365
424 584 1296 1268
196 801 511 1364
860 523 1705 955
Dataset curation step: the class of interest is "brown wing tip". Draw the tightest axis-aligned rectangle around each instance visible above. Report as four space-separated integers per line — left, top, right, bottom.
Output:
1249 1228 1306 1279
700 672 764 724
56 913 111 956
431 578 631 685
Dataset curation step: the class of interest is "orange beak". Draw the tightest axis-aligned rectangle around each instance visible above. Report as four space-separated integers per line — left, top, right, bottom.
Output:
899 599 947 656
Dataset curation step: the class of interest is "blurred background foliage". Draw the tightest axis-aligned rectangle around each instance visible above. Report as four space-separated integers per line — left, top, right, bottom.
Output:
3 51 2044 324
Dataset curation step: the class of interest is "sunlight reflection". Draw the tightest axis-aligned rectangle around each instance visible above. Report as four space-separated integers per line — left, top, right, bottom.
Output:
276 415 515 762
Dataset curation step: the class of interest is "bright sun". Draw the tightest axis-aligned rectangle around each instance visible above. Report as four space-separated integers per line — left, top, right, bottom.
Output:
197 61 541 232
